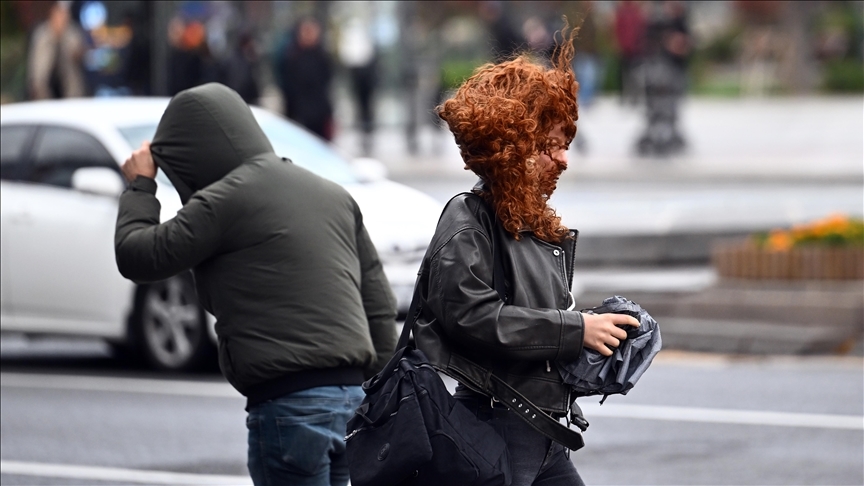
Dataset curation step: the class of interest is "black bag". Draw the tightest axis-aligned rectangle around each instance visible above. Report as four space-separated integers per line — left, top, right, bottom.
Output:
345 345 510 486
345 224 511 486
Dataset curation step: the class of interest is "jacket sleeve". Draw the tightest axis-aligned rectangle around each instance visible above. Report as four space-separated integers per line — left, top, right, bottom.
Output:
114 176 225 283
354 208 398 378
426 226 584 362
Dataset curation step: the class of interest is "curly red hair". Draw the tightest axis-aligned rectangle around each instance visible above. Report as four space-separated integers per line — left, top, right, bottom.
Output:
438 21 579 243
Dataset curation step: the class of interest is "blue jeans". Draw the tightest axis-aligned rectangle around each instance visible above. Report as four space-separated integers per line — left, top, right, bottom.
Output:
457 395 585 486
247 385 364 486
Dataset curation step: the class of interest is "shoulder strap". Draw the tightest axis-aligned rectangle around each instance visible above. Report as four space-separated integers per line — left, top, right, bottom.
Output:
398 191 500 349
489 217 508 304
396 285 420 350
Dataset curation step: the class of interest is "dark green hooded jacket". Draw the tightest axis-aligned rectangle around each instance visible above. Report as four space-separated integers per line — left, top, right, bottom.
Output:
114 83 396 400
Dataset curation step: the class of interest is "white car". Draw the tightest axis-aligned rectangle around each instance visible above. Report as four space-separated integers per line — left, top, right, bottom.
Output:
0 98 442 371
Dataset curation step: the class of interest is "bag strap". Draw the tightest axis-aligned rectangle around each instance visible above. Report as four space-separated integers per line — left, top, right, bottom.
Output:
397 191 496 350
396 287 420 350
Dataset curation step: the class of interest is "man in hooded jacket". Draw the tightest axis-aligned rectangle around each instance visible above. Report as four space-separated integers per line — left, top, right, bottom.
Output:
114 83 397 486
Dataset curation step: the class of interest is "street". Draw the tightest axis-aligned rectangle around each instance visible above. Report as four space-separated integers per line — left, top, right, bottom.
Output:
1 341 861 485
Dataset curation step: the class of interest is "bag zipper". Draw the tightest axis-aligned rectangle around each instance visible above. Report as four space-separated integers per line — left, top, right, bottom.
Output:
344 394 416 441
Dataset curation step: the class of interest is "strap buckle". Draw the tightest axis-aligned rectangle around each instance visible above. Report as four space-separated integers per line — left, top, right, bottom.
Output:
569 401 590 432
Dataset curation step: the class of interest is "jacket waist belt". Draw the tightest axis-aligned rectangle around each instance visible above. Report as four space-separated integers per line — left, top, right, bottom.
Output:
245 367 365 410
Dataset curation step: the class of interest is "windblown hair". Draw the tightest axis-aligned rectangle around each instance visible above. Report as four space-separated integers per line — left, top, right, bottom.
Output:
438 20 579 243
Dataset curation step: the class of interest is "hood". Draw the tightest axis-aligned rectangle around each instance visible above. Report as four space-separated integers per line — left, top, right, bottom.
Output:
150 83 274 204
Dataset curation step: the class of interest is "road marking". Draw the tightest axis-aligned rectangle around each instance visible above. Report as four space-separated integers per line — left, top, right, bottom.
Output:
579 403 863 430
0 460 251 485
0 372 242 399
3 372 862 430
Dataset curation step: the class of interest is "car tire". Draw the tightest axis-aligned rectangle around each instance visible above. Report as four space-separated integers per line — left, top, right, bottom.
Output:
129 273 214 372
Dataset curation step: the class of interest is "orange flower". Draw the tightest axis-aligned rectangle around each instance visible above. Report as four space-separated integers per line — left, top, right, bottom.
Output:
754 214 863 248
766 230 793 251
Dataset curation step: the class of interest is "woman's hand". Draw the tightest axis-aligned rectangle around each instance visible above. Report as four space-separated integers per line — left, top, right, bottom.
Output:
581 312 640 357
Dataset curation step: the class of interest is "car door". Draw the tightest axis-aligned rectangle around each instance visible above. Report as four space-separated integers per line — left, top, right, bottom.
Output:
0 125 37 326
3 125 133 338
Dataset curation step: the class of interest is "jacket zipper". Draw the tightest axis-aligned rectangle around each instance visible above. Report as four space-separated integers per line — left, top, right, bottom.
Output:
566 230 579 289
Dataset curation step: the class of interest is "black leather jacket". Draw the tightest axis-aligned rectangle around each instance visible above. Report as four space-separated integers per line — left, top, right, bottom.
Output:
412 191 585 415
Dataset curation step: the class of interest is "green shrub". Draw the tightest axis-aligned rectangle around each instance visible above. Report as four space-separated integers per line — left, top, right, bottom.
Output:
822 59 864 93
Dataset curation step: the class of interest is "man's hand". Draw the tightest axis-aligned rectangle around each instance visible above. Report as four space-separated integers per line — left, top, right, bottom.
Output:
581 312 640 357
121 141 157 183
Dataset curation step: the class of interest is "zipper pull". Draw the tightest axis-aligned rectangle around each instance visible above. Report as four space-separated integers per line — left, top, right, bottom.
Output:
546 360 551 372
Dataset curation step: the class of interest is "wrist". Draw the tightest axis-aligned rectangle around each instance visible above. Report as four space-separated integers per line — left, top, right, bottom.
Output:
128 175 157 195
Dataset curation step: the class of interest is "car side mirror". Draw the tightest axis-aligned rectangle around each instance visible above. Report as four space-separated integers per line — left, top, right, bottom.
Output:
71 167 126 197
352 157 388 183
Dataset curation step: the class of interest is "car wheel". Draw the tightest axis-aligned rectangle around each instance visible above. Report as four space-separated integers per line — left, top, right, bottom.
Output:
131 273 213 371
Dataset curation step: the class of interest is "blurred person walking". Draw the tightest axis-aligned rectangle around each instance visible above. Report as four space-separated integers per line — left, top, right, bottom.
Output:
27 1 87 100
114 83 397 486
166 17 205 95
165 15 222 96
223 31 261 105
119 10 151 96
572 1 602 153
522 16 555 64
636 0 690 156
411 23 640 486
479 0 523 63
280 17 335 141
613 0 647 105
338 18 377 156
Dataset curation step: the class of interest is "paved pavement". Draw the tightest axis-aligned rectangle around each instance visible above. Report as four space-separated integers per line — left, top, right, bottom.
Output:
334 95 864 183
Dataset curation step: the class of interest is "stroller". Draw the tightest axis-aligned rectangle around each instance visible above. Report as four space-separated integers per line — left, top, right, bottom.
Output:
634 54 687 157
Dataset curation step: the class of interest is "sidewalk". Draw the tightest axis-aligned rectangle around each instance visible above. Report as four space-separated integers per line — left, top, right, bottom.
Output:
334 95 864 184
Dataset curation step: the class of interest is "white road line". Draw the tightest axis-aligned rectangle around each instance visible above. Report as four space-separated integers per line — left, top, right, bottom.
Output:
0 460 251 485
3 372 862 430
579 403 864 430
0 372 242 398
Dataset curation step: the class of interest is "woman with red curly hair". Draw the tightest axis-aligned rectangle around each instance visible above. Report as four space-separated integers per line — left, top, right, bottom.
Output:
408 23 639 485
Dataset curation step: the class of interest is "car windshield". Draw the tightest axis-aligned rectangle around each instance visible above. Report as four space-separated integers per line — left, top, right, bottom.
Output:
118 113 356 186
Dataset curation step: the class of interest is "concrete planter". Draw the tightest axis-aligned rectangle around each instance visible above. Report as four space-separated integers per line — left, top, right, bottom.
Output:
712 242 864 280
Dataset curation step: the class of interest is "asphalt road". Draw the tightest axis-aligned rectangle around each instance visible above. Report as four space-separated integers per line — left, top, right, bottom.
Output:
1 340 861 485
